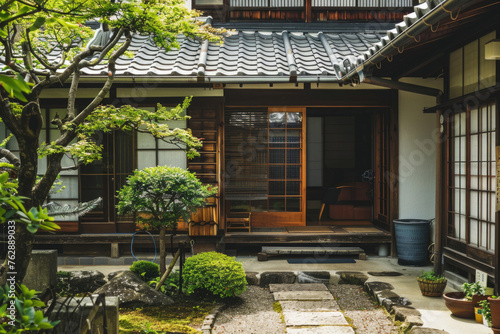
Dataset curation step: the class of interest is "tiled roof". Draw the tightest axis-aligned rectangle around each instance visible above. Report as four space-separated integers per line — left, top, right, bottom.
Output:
73 28 383 81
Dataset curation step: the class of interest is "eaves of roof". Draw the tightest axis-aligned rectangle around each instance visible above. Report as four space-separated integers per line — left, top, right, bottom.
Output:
336 0 482 84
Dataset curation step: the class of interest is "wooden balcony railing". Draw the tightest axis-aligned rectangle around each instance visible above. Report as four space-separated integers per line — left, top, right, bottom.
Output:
194 0 418 22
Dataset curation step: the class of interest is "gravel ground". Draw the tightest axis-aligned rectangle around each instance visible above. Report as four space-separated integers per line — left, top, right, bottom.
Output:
329 284 398 334
212 285 286 334
213 284 398 334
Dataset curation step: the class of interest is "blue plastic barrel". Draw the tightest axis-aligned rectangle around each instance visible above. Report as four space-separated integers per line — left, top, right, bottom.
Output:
394 219 431 266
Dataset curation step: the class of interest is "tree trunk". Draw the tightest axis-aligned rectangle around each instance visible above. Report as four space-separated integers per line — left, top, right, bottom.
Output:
0 210 36 286
160 227 166 275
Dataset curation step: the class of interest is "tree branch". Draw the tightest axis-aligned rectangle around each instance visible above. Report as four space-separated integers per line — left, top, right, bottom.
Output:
70 30 132 128
0 148 20 168
0 93 23 138
67 70 80 119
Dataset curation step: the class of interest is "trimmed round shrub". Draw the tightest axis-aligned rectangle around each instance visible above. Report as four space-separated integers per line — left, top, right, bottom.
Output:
182 252 247 298
129 260 160 282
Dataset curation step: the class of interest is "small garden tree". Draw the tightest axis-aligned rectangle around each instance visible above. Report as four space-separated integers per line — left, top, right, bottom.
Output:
0 0 225 284
117 166 217 274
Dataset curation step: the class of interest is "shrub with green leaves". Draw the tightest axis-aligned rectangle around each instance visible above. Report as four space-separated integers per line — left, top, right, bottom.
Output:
462 282 485 300
182 252 247 299
130 261 160 282
148 271 180 296
0 284 59 333
418 270 446 282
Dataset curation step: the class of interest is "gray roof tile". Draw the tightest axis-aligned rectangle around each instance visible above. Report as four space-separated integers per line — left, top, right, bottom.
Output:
41 29 382 80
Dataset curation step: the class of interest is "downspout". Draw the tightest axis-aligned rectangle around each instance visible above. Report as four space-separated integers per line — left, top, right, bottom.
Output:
196 17 212 83
282 31 298 82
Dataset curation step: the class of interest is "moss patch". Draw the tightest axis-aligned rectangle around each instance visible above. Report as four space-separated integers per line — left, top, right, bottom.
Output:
119 302 213 334
272 301 285 323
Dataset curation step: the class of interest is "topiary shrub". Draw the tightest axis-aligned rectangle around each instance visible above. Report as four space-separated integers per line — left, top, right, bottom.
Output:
130 260 160 282
182 252 247 299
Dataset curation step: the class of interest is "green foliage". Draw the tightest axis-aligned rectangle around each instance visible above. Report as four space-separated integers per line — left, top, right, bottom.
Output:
130 261 160 282
0 284 59 333
418 270 446 283
0 172 59 233
119 304 212 334
182 252 247 299
148 271 180 296
117 166 217 230
479 299 492 325
462 282 485 300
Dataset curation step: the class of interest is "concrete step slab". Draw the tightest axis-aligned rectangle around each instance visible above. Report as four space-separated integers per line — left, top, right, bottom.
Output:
273 291 334 301
269 283 328 292
286 326 355 334
283 311 349 326
280 300 340 312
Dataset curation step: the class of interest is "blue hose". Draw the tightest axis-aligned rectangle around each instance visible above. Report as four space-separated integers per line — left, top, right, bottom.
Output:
130 231 157 262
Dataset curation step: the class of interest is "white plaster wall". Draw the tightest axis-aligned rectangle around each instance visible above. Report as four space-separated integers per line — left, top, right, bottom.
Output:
398 78 443 241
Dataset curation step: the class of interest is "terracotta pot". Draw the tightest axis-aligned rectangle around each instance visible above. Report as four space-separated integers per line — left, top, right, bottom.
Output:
492 327 500 334
443 292 476 319
417 278 447 297
488 297 500 328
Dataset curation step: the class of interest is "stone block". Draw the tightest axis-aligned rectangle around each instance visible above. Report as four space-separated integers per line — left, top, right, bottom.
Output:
260 272 296 286
51 296 119 334
287 327 355 334
337 271 368 285
273 291 334 301
364 281 394 295
297 271 330 283
408 328 449 334
280 300 340 312
270 283 328 292
23 250 57 291
391 306 421 322
283 311 348 326
245 272 259 285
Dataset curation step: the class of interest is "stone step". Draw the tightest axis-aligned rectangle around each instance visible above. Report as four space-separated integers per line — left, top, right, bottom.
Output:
273 290 334 301
286 327 355 334
283 311 349 326
269 283 328 292
280 300 340 312
259 246 366 261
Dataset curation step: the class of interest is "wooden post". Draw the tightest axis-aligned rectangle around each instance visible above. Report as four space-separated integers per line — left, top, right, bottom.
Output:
389 90 399 257
434 110 444 275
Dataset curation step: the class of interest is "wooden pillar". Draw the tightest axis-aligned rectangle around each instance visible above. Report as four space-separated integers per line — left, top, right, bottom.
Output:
495 92 500 294
305 0 312 23
389 90 399 257
434 110 444 275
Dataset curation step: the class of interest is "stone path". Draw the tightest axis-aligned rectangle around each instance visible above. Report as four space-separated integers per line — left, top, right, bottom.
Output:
270 283 355 334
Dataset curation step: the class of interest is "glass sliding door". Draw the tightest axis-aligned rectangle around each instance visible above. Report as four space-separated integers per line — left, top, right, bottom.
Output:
224 107 306 227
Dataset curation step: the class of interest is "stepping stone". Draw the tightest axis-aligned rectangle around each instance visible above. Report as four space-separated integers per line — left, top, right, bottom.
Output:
283 311 348 326
273 291 334 301
297 271 331 283
337 271 369 285
269 283 328 292
260 272 297 286
368 271 403 277
287 327 355 334
280 300 340 312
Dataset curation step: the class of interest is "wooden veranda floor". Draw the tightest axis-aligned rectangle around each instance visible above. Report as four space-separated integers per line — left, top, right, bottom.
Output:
224 221 391 245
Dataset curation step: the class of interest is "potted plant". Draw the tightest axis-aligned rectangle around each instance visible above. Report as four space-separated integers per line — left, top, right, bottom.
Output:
417 270 447 297
487 295 500 329
443 282 487 319
479 299 492 327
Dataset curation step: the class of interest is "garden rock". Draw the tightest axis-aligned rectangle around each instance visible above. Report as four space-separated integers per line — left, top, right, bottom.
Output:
297 271 330 283
108 270 127 280
94 271 173 307
259 272 296 286
67 271 106 293
245 272 259 285
337 271 368 285
364 281 394 294
409 328 449 334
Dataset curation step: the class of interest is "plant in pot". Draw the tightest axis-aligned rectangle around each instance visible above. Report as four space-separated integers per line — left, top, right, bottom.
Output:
487 295 500 330
417 270 447 297
443 282 487 319
479 299 492 327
